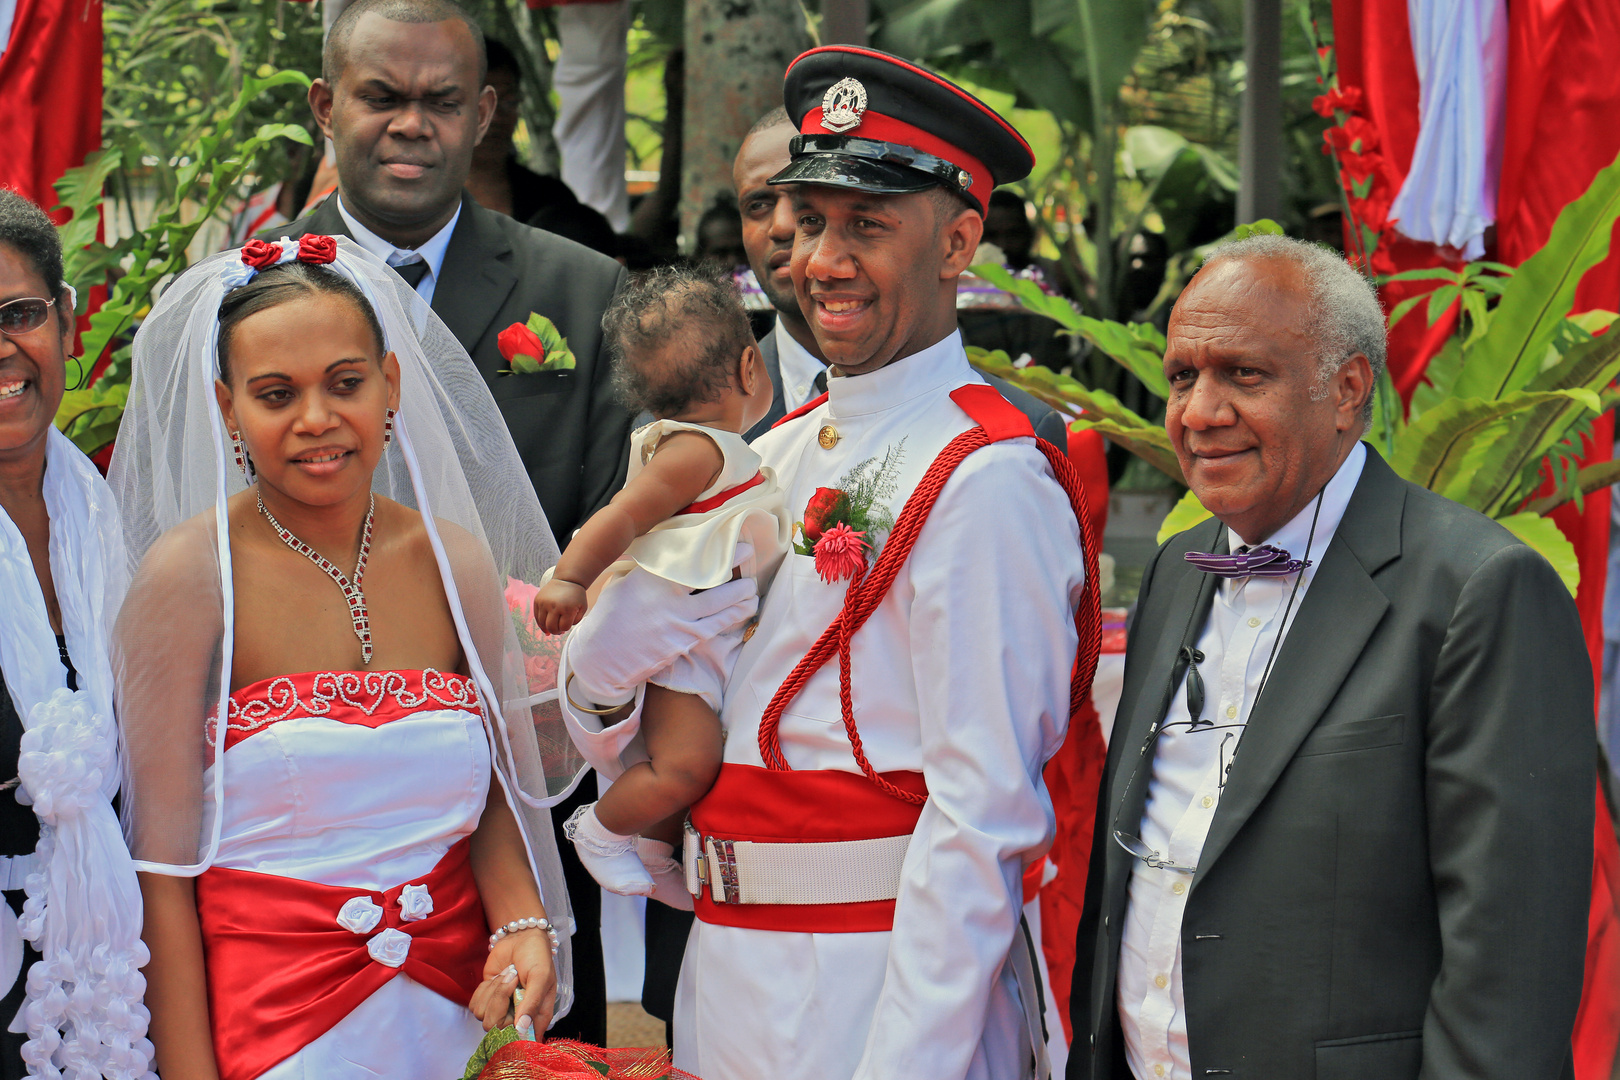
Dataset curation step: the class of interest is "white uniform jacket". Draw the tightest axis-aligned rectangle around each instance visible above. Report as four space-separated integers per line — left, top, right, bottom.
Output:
563 332 1086 1080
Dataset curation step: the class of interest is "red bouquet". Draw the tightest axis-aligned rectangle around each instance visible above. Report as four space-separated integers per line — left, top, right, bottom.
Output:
472 1038 699 1079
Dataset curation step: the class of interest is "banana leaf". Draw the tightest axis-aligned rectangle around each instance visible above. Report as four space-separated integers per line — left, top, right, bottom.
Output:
1156 488 1213 545
968 262 1171 397
1388 390 1600 514
1497 512 1580 595
1451 149 1620 401
968 347 1184 481
1524 458 1620 516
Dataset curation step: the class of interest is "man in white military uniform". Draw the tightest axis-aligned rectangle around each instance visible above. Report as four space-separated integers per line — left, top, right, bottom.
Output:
560 46 1100 1080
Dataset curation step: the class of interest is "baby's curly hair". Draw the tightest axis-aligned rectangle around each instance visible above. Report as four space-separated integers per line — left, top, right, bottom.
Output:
603 266 755 418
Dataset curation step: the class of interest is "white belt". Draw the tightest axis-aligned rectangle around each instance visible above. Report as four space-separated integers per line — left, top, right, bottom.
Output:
684 822 912 906
0 852 40 893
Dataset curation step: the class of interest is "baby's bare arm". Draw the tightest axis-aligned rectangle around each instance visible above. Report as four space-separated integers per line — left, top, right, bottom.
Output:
551 431 723 588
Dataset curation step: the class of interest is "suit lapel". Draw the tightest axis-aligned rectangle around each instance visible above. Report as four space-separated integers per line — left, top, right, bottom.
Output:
306 196 350 239
1102 518 1225 913
432 194 518 366
1193 449 1405 883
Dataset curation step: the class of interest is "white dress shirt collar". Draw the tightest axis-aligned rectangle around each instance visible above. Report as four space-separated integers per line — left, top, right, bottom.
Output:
1223 441 1367 595
335 195 461 304
773 319 827 414
826 330 970 420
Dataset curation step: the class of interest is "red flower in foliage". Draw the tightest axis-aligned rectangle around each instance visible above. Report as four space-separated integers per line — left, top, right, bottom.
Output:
298 234 337 265
240 239 283 271
1323 116 1380 156
498 322 545 366
1311 85 1364 118
800 486 847 543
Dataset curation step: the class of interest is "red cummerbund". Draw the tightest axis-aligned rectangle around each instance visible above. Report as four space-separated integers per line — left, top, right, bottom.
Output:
194 837 486 1080
688 763 928 933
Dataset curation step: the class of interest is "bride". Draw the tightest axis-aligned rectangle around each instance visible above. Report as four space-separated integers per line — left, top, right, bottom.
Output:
109 236 585 1080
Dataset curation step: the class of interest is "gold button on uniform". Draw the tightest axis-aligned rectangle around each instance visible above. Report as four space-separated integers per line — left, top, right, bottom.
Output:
1154 974 1168 989
1154 1065 1166 1077
1225 704 1238 719
818 424 840 449
742 619 759 643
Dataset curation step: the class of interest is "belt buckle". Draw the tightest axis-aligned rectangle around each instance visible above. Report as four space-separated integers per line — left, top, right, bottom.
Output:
683 822 742 904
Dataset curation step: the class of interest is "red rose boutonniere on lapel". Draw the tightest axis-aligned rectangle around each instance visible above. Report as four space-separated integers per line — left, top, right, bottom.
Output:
498 312 577 375
792 441 907 583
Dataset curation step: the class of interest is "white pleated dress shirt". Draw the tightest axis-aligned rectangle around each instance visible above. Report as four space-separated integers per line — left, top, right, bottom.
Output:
335 195 459 305
562 332 1087 1080
1118 442 1366 1080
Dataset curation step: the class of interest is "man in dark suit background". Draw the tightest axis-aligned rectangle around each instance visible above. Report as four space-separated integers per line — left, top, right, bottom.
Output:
1070 234 1595 1079
732 107 1067 446
273 0 630 547
270 0 630 1043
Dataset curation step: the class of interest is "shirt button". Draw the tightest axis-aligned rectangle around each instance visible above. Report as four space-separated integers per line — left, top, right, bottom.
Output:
1248 617 1261 627
1202 795 1214 808
1225 704 1238 719
1154 974 1168 989
1172 881 1187 895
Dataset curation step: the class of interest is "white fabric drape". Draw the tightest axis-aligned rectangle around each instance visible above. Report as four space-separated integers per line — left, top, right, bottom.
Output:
0 427 154 1079
1389 0 1508 260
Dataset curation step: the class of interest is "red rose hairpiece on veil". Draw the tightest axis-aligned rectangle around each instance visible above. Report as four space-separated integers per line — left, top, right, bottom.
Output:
236 235 340 277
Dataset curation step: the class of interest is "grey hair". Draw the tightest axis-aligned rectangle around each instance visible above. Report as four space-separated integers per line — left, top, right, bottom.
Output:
1203 234 1387 425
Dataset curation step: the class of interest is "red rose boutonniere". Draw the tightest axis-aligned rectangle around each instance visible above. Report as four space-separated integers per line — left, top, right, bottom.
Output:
498 312 577 375
793 441 906 583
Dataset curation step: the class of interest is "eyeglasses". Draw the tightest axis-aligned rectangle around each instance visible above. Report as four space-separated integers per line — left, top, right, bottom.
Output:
1113 830 1197 874
0 297 56 337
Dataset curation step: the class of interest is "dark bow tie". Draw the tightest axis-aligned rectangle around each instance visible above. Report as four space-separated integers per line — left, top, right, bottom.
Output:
1185 544 1310 578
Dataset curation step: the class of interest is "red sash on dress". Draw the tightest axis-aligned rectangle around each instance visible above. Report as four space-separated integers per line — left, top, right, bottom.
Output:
195 837 486 1080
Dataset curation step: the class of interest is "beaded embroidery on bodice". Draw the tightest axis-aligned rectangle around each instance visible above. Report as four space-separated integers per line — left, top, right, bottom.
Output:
214 669 480 749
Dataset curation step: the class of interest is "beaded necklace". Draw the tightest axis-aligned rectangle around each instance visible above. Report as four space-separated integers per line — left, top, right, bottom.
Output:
256 490 376 665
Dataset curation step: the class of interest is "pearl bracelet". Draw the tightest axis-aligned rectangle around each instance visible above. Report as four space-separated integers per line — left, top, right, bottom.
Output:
489 916 559 955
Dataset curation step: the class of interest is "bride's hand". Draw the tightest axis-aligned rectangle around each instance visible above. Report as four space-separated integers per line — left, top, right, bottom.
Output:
471 930 556 1036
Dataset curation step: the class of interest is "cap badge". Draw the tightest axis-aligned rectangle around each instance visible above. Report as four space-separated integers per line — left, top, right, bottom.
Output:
821 77 868 134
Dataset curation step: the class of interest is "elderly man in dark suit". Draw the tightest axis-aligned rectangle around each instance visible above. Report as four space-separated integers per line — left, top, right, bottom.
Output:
732 106 1067 446
269 0 629 1044
271 0 630 547
1070 235 1595 1080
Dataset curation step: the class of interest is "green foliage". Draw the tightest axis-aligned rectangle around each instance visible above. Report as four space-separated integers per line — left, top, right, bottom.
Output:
52 69 314 455
461 1025 520 1080
978 161 1620 596
1157 487 1213 545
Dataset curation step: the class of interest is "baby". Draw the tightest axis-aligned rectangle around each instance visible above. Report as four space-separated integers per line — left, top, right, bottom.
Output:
536 267 791 896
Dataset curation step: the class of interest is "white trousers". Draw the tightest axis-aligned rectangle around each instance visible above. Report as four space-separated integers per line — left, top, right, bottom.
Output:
552 0 631 232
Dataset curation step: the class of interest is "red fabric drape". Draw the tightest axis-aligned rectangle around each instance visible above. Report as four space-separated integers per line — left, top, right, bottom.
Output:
1333 3 1619 1073
0 0 102 217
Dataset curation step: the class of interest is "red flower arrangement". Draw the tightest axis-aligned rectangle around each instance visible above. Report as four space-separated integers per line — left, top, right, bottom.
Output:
792 443 906 584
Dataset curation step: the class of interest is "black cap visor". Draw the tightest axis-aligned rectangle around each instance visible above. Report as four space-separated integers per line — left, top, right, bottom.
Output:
768 152 941 196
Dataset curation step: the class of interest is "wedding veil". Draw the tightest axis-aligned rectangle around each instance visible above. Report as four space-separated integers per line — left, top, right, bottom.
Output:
107 236 589 1018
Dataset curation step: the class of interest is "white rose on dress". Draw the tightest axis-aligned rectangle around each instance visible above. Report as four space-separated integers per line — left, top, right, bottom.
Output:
367 927 411 968
398 884 434 922
336 896 383 935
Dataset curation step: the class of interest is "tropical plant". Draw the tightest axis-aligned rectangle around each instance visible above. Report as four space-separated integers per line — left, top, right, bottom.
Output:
51 70 315 457
969 151 1620 593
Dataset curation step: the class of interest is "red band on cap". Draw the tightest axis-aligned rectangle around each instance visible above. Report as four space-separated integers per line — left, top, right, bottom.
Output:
787 46 1034 165
802 107 991 213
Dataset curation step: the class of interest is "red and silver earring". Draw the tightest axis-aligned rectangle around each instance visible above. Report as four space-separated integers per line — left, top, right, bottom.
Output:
384 408 396 449
231 429 255 481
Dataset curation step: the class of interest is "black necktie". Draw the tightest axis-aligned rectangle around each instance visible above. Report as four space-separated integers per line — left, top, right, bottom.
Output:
393 259 428 289
813 368 828 395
